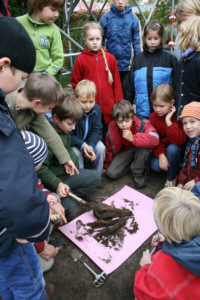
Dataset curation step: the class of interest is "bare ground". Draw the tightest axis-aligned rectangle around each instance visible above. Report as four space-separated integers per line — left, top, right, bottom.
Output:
44 171 165 300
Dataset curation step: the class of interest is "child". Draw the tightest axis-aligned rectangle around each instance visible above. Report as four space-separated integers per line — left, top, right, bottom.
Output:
177 102 200 193
134 187 200 299
103 100 159 188
176 15 200 119
71 21 123 140
0 16 51 299
17 0 64 76
70 80 105 174
126 20 178 118
100 0 142 95
174 0 200 60
37 94 101 219
149 83 187 187
21 130 67 273
6 72 78 176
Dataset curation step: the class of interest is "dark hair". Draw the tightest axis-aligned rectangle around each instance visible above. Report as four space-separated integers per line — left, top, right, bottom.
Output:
112 100 134 121
151 83 175 103
52 94 84 122
28 0 65 13
143 20 164 39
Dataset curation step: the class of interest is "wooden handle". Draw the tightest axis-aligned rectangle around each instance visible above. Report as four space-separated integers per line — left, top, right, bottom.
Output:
67 191 87 205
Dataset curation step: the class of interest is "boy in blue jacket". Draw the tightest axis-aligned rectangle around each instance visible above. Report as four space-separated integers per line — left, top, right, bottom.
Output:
0 17 51 299
71 80 105 174
100 0 142 95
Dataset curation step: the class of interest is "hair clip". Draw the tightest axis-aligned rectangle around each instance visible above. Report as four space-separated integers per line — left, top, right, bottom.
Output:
105 67 109 72
155 23 161 27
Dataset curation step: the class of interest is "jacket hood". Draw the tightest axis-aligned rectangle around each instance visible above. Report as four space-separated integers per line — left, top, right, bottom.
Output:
162 235 200 276
81 48 107 56
111 4 132 16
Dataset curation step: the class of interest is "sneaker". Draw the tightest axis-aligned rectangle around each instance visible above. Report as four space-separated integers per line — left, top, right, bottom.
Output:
133 175 147 189
164 178 177 188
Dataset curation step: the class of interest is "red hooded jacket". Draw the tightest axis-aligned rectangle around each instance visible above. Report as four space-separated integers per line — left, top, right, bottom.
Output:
71 48 123 124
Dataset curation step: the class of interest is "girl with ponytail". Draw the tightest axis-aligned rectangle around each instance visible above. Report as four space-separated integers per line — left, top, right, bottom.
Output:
71 22 123 141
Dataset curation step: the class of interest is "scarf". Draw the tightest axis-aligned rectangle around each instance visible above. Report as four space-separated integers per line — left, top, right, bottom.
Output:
182 135 200 169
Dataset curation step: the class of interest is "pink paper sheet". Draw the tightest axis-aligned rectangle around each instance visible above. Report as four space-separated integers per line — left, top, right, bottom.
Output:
59 185 157 274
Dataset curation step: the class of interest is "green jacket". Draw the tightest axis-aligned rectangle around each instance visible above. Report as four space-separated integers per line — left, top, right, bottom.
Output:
17 14 64 75
37 122 78 191
6 90 70 164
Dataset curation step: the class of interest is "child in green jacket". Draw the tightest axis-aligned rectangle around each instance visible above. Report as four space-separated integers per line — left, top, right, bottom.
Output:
17 0 64 75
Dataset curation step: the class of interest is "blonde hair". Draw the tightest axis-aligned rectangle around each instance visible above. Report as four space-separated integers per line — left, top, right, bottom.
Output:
22 72 64 105
176 0 200 17
178 15 200 51
154 187 200 244
151 83 175 104
75 80 96 99
82 22 113 84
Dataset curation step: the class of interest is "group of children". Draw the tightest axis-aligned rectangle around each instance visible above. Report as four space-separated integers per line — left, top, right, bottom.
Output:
1 0 200 298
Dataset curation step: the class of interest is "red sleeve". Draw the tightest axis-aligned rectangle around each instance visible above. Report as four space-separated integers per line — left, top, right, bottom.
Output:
134 265 169 300
34 241 45 254
132 118 159 149
103 129 114 169
71 56 83 91
165 119 187 145
109 55 124 103
177 168 188 185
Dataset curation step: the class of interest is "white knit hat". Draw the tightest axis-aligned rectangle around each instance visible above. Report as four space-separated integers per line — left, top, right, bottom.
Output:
21 131 48 168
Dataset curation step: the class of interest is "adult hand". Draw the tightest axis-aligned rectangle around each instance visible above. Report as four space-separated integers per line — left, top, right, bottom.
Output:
64 160 79 176
139 249 152 267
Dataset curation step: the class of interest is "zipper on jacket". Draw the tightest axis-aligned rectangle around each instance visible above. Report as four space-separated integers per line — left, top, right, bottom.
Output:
32 23 37 41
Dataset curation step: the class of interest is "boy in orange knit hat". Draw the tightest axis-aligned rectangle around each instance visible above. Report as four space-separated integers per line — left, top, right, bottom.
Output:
177 102 200 195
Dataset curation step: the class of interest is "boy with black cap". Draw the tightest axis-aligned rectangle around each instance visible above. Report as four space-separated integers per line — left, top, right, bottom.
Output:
0 17 52 299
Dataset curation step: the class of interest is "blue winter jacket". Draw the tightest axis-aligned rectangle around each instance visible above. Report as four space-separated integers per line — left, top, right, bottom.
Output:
0 89 50 257
70 103 102 151
100 4 142 72
162 235 200 276
125 43 178 117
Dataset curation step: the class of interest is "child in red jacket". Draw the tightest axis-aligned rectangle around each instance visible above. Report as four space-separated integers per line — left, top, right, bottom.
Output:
104 100 159 188
134 187 200 300
149 83 187 188
71 21 123 141
177 101 200 192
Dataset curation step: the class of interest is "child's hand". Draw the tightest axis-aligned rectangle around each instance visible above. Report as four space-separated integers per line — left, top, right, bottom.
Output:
83 144 96 162
64 160 79 176
177 183 183 189
159 154 169 171
165 106 176 126
39 241 58 260
122 129 133 142
50 202 67 224
183 179 196 191
56 182 70 198
46 194 57 206
151 233 165 247
139 249 152 267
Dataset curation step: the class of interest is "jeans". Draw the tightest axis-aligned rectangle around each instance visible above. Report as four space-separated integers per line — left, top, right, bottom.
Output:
150 144 183 180
72 141 105 174
0 242 47 300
